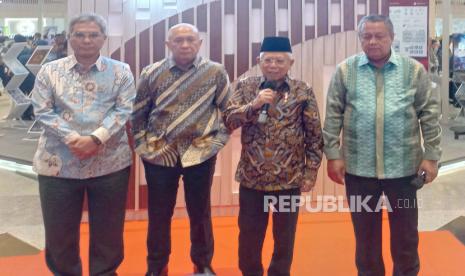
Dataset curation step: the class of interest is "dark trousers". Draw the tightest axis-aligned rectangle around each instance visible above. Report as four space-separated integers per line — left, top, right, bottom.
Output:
38 167 130 276
238 185 301 276
143 156 217 274
345 174 420 276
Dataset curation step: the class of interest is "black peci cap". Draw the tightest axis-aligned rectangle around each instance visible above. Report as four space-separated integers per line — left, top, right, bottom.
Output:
260 36 292 53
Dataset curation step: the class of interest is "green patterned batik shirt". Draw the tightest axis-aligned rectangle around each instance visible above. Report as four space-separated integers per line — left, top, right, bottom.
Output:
323 51 441 179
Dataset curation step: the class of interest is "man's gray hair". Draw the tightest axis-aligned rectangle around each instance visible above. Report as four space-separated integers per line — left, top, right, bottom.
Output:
167 23 199 40
357 14 394 38
69 13 107 36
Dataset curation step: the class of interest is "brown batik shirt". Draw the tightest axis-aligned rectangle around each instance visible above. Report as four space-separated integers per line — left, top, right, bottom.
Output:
224 76 323 191
132 56 231 167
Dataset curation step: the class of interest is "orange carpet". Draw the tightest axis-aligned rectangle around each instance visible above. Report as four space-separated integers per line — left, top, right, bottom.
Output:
1 212 465 275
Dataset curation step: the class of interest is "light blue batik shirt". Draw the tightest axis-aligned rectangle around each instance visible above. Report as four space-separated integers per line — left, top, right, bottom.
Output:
31 55 136 179
323 51 441 179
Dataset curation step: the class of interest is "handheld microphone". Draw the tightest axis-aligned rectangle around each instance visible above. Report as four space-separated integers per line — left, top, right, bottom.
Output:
257 80 277 123
410 171 426 189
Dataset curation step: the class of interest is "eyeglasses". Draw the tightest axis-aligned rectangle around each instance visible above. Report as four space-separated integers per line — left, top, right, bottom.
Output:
71 32 103 40
170 36 199 45
360 33 389 42
260 57 288 66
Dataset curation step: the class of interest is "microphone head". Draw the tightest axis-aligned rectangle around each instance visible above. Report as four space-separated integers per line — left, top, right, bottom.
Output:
257 80 276 124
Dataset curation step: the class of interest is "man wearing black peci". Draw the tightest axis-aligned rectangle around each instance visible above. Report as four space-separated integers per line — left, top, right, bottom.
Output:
224 36 323 276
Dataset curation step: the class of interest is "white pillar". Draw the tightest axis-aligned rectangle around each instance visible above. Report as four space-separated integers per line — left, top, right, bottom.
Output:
441 0 450 123
38 0 44 34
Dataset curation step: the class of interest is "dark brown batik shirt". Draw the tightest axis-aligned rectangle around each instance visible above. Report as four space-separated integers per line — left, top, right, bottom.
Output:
132 56 231 167
224 76 323 191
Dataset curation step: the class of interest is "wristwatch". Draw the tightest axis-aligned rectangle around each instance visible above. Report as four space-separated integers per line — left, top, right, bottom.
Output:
89 134 102 145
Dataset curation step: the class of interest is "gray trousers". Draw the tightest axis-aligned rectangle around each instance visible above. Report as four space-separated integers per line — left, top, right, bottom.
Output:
38 167 130 276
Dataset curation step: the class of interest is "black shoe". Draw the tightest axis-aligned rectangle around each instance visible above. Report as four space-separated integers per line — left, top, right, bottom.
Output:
193 265 216 275
146 265 168 276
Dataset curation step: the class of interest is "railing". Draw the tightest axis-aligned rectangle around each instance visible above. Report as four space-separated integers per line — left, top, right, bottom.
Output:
0 0 38 4
0 0 65 4
0 0 66 15
437 0 465 5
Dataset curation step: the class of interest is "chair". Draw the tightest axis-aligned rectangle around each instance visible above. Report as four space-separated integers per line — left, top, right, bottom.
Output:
450 83 465 139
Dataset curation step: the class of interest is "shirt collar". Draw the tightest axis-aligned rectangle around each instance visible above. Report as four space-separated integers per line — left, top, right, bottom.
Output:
358 48 400 68
168 55 202 70
259 75 291 90
66 54 105 72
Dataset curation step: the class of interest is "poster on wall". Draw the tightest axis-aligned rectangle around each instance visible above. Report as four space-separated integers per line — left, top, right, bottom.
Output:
389 6 428 57
451 34 465 72
5 18 38 37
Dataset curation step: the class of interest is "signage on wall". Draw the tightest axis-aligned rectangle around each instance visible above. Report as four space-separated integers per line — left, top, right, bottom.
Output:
389 6 428 57
5 18 38 37
15 20 36 35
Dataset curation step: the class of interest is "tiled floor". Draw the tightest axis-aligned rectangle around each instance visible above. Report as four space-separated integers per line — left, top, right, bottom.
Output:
0 168 44 250
418 168 465 231
1 165 465 252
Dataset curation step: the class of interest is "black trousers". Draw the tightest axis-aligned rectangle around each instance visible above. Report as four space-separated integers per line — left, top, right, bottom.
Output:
345 173 420 276
143 156 217 274
38 167 130 276
238 185 301 276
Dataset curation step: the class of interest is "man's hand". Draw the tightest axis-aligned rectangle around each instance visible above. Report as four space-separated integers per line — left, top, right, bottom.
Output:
418 160 439 184
251 88 276 111
67 136 100 160
301 179 315 192
327 159 345 185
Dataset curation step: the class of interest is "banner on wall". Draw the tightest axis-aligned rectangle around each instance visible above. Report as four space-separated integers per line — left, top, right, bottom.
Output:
451 34 465 72
389 6 428 57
